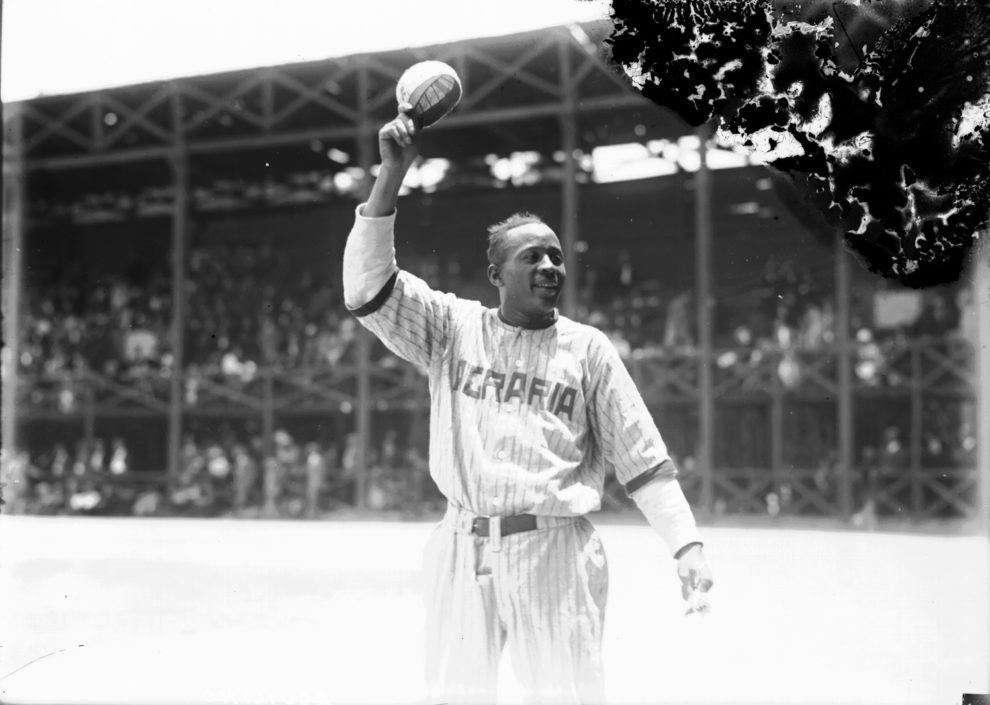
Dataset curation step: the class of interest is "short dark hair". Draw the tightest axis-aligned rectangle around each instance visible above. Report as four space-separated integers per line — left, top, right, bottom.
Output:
486 212 547 266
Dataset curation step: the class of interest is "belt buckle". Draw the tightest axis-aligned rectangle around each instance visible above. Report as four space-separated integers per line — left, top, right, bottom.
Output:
470 516 488 535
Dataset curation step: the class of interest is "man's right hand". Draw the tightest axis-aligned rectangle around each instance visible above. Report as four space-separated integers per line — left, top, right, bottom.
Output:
379 104 419 172
363 106 420 217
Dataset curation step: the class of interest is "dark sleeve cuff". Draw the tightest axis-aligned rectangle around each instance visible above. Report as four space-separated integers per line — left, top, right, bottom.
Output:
674 541 703 560
623 457 678 495
349 271 399 318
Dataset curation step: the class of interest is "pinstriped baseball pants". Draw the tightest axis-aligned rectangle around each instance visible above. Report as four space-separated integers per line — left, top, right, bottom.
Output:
423 506 609 705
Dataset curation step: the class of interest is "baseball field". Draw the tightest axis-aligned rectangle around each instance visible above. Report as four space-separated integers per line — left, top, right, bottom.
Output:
1 514 987 705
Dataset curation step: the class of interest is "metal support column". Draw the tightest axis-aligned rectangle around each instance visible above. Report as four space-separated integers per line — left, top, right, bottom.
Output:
976 223 990 695
694 124 715 514
770 367 785 502
82 383 96 447
262 370 275 461
835 236 854 519
559 37 579 319
2 103 25 460
167 149 189 484
909 343 924 518
353 65 375 510
976 227 990 532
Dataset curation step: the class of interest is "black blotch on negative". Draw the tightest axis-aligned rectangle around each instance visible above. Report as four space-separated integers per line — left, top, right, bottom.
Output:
607 0 773 126
604 0 990 288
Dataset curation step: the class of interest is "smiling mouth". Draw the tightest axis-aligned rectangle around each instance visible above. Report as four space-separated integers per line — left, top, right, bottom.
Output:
534 281 559 290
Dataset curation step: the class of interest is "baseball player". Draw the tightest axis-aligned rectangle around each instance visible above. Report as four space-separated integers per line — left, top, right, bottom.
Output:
342 109 714 705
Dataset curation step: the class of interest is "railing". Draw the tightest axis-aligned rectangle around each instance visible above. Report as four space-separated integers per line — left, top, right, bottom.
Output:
16 336 978 519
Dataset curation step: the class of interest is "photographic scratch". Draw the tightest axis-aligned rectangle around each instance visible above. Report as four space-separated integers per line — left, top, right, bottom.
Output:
0 645 85 682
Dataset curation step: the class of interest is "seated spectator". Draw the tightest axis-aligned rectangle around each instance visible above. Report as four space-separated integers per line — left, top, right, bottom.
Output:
1 450 34 514
109 438 129 475
797 300 834 350
852 445 879 529
663 290 693 350
37 443 71 513
952 423 977 468
303 442 327 519
854 328 884 386
332 433 360 508
365 450 392 511
777 349 801 389
67 441 108 514
133 487 165 516
205 444 233 510
261 454 282 519
170 437 213 513
232 444 260 511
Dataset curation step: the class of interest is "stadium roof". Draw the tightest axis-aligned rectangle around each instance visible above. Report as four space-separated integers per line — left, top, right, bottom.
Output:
1 0 610 102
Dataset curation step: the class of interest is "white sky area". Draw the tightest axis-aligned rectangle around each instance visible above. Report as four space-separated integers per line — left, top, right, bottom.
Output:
0 0 610 102
0 0 763 182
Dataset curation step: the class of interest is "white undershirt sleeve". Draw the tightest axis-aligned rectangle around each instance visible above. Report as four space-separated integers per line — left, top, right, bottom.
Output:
630 476 704 557
343 203 399 310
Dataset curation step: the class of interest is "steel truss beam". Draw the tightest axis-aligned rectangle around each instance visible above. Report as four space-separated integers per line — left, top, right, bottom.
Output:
17 22 658 173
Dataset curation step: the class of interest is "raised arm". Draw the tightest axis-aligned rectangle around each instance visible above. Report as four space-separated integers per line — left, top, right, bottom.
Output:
364 107 419 217
341 110 461 369
343 109 419 311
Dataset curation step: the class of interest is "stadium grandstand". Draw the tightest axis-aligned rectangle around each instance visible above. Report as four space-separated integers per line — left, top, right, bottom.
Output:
2 14 988 530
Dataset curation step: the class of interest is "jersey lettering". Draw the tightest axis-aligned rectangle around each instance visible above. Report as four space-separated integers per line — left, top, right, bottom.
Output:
482 370 506 402
452 356 578 421
527 377 548 407
504 372 527 403
462 365 484 399
554 387 577 421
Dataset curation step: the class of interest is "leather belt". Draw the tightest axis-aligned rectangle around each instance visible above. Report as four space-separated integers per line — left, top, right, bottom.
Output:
471 514 538 537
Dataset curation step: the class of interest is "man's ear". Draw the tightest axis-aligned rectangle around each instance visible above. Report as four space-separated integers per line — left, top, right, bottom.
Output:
487 263 501 287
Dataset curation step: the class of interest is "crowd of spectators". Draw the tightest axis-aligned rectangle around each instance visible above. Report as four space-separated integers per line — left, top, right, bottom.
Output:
2 436 134 515
20 261 174 389
185 243 350 380
19 240 975 391
9 242 979 521
4 414 976 520
576 252 975 396
2 427 441 519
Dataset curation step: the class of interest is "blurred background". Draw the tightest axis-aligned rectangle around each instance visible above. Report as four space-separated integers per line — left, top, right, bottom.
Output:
2 1 985 529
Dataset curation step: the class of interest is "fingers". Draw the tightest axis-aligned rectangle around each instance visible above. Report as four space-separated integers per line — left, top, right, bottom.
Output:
394 114 414 144
694 562 714 593
380 112 418 148
679 563 714 599
685 589 712 616
681 567 714 616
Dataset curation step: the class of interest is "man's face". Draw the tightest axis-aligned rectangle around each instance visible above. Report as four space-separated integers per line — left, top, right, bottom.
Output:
488 222 566 326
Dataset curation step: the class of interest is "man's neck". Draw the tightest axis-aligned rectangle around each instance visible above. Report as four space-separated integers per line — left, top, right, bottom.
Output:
498 307 558 330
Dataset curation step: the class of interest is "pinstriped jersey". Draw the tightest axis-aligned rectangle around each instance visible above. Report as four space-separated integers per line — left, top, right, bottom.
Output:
350 228 675 517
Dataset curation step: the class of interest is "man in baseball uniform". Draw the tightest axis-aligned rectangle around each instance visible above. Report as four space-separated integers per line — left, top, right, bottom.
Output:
343 110 714 705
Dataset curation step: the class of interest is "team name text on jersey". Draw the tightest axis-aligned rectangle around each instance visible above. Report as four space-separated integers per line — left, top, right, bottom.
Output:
451 358 578 421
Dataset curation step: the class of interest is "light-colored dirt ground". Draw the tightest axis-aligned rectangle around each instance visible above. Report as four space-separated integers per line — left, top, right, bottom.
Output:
1 515 987 705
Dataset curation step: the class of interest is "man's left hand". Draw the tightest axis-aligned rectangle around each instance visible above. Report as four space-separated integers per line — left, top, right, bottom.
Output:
677 543 714 615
